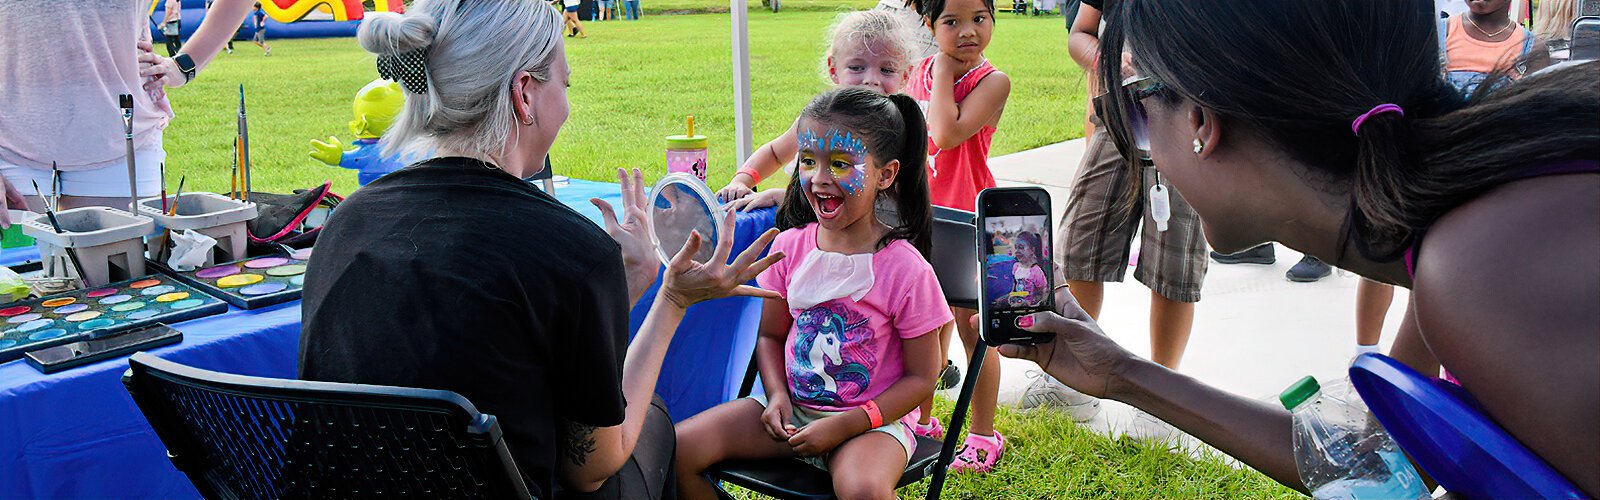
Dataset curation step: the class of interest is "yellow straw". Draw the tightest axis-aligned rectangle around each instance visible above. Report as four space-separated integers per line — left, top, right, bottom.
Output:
687 115 695 137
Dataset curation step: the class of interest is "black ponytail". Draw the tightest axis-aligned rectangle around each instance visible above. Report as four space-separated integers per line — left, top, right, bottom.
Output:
1098 0 1600 262
775 87 935 260
886 93 934 259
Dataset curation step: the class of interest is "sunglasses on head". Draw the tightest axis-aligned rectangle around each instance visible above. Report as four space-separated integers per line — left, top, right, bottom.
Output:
1092 74 1165 165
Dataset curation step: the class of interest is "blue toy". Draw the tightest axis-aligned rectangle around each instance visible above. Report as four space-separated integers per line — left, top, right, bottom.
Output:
309 79 407 186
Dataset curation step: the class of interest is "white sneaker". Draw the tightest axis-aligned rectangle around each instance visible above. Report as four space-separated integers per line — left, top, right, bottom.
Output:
1127 408 1182 445
1018 370 1101 422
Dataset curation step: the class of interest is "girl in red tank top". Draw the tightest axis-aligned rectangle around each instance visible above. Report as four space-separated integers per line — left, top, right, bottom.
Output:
905 0 1013 475
906 0 1011 213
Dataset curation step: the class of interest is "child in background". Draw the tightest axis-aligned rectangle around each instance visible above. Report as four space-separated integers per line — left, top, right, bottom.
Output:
251 2 270 56
562 0 587 38
716 10 918 210
676 87 949 500
905 0 1011 474
1440 0 1535 94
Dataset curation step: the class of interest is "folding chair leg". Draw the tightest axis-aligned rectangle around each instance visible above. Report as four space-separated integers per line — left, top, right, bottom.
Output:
925 336 989 500
737 350 760 398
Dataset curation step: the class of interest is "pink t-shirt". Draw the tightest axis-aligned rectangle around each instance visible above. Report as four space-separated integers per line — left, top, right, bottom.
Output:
1011 262 1047 305
757 223 954 412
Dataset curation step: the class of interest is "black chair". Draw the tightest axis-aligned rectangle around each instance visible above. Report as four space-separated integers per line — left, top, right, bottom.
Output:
710 206 985 500
122 352 534 499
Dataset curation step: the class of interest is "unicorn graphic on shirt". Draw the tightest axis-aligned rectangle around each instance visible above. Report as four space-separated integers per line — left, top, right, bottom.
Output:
790 304 874 407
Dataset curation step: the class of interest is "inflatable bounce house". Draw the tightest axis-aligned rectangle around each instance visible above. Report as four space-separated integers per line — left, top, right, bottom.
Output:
151 0 403 40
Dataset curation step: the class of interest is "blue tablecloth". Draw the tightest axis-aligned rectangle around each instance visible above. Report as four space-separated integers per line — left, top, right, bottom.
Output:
0 179 777 498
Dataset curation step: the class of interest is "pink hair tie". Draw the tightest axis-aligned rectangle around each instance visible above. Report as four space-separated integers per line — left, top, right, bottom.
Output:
1351 104 1405 136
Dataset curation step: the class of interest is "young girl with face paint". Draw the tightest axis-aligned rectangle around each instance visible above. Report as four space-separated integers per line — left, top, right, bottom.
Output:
675 87 947 500
716 10 918 210
1007 231 1047 307
904 0 1012 474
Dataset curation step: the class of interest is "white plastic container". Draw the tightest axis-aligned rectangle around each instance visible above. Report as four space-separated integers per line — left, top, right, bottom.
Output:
138 193 258 265
21 207 155 286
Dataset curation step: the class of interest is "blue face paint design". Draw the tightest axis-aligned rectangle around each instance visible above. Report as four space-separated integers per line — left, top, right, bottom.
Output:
795 127 871 196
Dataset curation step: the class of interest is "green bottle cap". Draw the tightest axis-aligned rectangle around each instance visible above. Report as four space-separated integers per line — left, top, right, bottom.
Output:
1279 375 1321 410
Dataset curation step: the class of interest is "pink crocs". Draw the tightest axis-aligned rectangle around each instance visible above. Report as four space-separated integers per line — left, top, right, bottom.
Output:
948 432 1006 473
904 408 945 439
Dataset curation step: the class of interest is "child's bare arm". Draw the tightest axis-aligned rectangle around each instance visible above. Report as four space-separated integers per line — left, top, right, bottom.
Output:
720 120 801 201
927 55 1012 150
757 297 797 439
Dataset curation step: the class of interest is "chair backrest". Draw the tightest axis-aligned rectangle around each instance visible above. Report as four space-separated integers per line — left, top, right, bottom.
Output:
931 206 980 310
122 352 533 499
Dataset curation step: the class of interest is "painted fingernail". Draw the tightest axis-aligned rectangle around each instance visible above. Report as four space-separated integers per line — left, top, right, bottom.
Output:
1017 316 1034 328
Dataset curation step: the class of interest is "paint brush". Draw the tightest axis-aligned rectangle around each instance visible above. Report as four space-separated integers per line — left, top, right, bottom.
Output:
120 94 138 214
50 162 61 212
159 162 168 213
237 85 252 203
159 177 186 263
32 180 87 287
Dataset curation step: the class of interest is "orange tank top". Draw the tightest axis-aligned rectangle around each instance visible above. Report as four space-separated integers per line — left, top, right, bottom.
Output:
1443 15 1527 74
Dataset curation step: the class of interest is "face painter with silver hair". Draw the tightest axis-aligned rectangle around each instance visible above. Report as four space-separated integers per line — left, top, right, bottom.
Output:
297 1 784 499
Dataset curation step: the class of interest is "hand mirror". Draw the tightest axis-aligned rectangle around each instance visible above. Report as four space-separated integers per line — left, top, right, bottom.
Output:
649 173 724 265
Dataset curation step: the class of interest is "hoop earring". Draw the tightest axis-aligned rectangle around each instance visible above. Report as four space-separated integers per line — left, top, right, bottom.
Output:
1192 138 1204 154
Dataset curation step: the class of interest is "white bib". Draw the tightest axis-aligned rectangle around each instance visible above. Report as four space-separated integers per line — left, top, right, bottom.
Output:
786 249 876 310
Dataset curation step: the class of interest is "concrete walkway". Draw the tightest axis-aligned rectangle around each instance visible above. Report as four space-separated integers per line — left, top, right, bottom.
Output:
949 139 1411 447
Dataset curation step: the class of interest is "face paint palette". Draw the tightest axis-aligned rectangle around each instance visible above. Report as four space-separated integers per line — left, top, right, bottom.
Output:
0 275 225 363
155 252 310 309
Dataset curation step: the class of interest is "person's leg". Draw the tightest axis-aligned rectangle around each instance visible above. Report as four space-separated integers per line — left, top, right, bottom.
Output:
674 399 795 500
1066 280 1104 319
1355 279 1394 349
827 432 909 500
1148 292 1195 369
1055 120 1139 322
916 319 955 427
951 307 999 437
1133 164 1206 371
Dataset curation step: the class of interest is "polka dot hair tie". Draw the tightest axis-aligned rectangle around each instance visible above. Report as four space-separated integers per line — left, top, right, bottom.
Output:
377 49 430 94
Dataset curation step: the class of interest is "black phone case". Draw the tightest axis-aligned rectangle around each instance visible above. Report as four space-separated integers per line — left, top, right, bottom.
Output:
976 187 1057 346
25 327 182 374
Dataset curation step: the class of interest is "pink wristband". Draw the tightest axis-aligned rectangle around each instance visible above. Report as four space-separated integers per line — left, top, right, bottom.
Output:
861 400 884 428
737 167 764 185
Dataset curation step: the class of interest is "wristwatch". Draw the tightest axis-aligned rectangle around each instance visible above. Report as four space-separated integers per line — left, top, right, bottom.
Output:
173 53 197 82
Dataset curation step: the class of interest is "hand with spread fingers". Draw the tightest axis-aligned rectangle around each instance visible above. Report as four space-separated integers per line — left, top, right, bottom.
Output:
658 208 784 310
991 287 1135 399
592 168 660 306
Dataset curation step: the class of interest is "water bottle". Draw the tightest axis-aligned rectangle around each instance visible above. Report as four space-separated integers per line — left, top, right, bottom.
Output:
1280 376 1428 500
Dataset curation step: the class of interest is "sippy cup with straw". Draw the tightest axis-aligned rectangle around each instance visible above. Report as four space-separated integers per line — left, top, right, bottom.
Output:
666 116 709 182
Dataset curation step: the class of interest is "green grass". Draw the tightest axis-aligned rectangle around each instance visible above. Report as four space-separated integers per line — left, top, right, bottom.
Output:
160 9 1295 498
164 10 1088 195
723 398 1300 499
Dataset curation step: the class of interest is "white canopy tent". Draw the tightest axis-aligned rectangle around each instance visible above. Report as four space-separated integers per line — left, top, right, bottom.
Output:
731 0 755 163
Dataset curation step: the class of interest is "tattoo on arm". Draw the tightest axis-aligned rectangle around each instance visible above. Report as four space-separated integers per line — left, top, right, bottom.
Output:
562 422 597 467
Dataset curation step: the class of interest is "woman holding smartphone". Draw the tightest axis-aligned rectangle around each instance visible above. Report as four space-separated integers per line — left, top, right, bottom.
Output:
1004 0 1598 495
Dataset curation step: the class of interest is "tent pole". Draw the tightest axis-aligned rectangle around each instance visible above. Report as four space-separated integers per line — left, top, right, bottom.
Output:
731 0 754 164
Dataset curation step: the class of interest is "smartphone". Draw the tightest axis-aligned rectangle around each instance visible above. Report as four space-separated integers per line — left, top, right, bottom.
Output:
25 324 182 374
976 187 1056 345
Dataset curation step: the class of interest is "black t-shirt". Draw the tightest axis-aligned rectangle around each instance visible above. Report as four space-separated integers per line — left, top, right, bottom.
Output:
1080 0 1101 10
299 157 628 498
